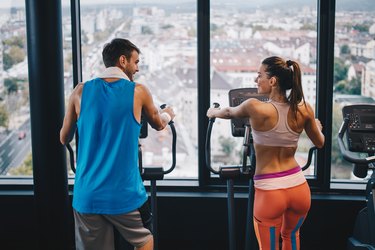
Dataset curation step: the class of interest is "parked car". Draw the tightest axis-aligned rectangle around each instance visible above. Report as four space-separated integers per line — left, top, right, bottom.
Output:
18 131 26 140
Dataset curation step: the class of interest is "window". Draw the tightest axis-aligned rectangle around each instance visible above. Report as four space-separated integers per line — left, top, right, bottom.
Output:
331 0 375 182
5 0 373 191
0 1 32 177
209 1 318 177
78 1 198 178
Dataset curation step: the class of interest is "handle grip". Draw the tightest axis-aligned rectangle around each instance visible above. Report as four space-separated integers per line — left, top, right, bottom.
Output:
205 103 221 174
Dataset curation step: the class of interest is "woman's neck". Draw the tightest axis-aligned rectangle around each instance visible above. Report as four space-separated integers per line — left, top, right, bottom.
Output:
268 92 288 103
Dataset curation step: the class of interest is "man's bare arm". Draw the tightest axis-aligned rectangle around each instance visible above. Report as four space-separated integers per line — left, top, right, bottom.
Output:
60 85 82 145
137 84 175 131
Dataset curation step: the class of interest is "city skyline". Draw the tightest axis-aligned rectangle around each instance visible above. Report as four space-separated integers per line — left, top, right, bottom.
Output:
0 2 374 179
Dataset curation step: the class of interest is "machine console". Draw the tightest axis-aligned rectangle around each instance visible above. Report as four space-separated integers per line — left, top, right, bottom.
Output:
342 104 375 153
228 88 268 137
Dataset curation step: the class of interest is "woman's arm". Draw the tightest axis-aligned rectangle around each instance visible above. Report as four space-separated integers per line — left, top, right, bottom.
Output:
304 103 325 148
206 98 258 119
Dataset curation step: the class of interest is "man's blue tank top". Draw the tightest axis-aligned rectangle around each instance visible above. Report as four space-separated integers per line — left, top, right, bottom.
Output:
73 78 147 214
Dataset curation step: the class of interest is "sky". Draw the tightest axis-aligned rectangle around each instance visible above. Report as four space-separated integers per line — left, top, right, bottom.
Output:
0 0 300 8
0 0 373 11
0 0 195 8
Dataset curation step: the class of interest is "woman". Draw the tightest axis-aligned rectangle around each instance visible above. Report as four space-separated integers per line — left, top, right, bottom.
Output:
207 56 325 250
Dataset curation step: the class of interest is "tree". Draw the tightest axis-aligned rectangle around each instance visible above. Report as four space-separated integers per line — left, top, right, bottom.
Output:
252 25 265 32
0 104 9 129
210 23 219 32
3 52 13 70
141 25 153 35
3 36 25 48
340 44 350 55
161 24 174 29
300 23 316 30
347 77 361 95
353 24 369 33
2 46 25 70
4 78 19 94
334 77 361 95
219 136 236 156
8 153 33 176
334 58 348 84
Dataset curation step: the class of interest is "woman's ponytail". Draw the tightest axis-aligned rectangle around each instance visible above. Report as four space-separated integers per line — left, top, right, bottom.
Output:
262 56 306 119
287 60 305 118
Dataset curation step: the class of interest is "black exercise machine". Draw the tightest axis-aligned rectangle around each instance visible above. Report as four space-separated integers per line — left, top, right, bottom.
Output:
66 104 176 250
205 87 317 250
337 104 375 250
138 104 177 250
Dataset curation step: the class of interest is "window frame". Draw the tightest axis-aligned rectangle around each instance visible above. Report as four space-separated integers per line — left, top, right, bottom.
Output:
2 0 368 196
67 0 362 192
199 0 336 190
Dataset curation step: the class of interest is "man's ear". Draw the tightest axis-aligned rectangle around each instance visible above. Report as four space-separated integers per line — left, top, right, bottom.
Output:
118 55 127 67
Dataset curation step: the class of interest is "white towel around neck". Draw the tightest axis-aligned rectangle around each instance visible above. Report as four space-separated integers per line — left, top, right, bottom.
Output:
98 67 130 81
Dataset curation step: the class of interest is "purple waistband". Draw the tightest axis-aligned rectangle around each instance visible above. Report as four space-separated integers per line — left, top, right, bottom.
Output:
254 166 301 180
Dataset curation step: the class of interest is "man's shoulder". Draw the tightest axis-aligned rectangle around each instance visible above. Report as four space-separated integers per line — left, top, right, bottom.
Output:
75 82 85 91
134 82 152 100
134 82 148 91
70 82 85 98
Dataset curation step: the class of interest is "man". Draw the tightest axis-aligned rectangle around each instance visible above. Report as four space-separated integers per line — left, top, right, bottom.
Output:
60 38 175 250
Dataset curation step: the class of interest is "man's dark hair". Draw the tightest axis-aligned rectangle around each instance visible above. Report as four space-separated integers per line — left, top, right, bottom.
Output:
102 38 140 67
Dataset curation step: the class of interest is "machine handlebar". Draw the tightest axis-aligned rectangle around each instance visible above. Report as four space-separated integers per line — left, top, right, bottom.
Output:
206 103 220 174
159 104 177 175
301 146 317 171
66 143 76 173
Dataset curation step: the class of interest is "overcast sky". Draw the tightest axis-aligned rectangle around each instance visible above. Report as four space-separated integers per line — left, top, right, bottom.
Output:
0 0 195 8
0 0 275 8
0 0 373 10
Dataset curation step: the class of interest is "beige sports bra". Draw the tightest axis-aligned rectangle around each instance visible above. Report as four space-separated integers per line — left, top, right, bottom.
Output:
251 101 300 147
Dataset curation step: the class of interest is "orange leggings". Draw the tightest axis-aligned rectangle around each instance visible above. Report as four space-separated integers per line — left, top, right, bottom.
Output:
253 182 311 250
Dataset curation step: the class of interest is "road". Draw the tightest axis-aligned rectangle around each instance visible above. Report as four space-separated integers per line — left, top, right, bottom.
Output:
0 119 31 175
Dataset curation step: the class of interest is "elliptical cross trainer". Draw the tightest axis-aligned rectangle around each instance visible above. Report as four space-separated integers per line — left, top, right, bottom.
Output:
138 104 177 250
337 104 375 250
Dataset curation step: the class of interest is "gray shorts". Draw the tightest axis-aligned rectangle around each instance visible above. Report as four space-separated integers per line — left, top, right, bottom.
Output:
73 202 153 250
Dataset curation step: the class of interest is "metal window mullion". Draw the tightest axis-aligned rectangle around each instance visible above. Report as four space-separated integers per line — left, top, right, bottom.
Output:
71 0 82 87
314 0 336 190
70 0 82 156
198 0 211 186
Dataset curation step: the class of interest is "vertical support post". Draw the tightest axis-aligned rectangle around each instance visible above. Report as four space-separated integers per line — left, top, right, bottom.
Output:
227 179 236 250
198 0 211 185
25 0 74 249
367 164 375 245
316 0 336 189
150 180 158 250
